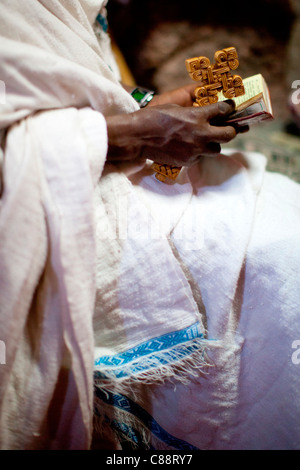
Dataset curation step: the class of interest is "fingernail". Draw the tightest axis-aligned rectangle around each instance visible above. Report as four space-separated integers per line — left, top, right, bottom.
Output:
218 100 235 113
224 99 236 108
236 125 250 134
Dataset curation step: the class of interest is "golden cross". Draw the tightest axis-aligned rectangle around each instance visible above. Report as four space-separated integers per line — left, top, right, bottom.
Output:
185 47 245 106
151 47 245 182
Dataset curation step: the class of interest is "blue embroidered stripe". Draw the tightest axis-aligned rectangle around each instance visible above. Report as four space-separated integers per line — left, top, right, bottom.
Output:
94 408 153 449
110 420 154 450
94 322 203 369
94 342 203 379
96 13 108 32
95 387 200 451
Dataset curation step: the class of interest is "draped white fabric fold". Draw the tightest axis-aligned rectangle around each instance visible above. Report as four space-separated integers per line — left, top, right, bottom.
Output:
0 0 134 448
0 105 107 448
1 0 300 451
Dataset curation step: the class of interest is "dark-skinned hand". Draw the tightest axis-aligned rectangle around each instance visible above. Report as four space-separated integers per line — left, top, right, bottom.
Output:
106 84 248 167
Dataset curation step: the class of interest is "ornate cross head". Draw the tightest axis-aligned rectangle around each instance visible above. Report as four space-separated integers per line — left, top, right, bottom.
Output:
185 47 245 106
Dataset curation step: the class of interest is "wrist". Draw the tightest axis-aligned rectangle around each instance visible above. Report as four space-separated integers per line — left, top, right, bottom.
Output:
106 112 144 162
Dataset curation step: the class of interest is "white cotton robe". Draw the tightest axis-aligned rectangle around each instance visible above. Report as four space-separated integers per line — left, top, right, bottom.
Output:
0 0 300 451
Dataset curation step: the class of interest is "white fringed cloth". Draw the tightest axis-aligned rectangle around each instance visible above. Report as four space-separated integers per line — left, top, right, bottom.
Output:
1 0 300 451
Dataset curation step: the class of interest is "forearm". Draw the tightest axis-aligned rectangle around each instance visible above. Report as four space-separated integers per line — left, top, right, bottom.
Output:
106 111 143 162
106 105 172 162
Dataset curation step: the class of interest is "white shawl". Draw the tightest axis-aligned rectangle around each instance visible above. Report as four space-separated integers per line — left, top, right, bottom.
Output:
0 0 138 450
1 0 300 452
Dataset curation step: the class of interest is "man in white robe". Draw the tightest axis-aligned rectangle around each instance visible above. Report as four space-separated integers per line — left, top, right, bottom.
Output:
0 0 299 450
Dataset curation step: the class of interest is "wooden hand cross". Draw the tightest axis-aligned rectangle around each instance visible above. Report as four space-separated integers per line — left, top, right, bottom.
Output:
151 47 245 182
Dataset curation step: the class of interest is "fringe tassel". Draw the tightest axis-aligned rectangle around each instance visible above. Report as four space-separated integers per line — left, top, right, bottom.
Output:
93 336 216 450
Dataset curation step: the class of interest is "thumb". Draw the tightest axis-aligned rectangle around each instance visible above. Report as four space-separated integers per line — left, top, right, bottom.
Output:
203 99 236 121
